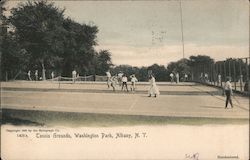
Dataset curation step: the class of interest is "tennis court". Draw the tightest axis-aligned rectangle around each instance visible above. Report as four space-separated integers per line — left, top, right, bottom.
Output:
1 81 249 160
1 81 249 120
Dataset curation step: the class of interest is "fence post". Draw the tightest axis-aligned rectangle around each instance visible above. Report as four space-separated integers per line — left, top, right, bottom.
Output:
202 64 204 82
223 61 226 83
213 64 216 86
228 60 231 78
246 58 249 92
210 64 213 84
233 60 236 90
215 63 219 86
239 59 243 91
220 62 223 87
210 64 212 84
199 64 202 82
211 64 214 85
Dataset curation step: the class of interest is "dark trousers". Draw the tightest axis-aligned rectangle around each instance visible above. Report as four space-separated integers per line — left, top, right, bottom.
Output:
225 90 233 108
122 82 128 91
111 83 115 91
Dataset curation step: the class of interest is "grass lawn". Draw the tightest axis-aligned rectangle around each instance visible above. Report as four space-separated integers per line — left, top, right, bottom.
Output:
2 109 248 127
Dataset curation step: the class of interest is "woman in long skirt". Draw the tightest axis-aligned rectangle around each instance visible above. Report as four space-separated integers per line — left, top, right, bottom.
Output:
110 75 118 92
148 74 160 97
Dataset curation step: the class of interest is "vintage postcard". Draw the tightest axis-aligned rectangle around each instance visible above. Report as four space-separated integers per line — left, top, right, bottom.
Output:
1 0 249 159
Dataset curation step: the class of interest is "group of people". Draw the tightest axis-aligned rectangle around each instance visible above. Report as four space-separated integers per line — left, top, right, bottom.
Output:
27 69 238 104
27 70 39 81
106 70 138 92
170 72 179 83
105 70 238 106
27 70 55 81
200 73 209 82
169 72 188 83
106 70 160 97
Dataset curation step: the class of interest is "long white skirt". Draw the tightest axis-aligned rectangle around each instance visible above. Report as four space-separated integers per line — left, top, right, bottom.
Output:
148 84 160 95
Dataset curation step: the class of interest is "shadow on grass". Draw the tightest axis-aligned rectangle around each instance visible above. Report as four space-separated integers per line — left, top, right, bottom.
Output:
199 105 225 109
2 114 44 126
1 108 249 127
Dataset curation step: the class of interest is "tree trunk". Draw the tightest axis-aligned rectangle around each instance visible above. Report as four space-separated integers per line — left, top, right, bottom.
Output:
13 70 21 80
5 71 8 81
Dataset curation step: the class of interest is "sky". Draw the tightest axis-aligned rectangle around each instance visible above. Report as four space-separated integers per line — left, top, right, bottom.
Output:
6 0 249 67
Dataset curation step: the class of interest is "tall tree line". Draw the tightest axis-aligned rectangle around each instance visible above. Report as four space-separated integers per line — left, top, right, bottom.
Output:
1 0 112 80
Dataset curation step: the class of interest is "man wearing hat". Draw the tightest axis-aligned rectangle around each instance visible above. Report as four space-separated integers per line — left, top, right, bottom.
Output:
223 77 233 109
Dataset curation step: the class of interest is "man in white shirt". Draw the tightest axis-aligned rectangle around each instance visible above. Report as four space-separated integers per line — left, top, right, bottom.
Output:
27 70 32 81
148 74 160 97
118 71 123 86
184 74 188 82
121 74 128 92
51 71 55 80
218 74 221 85
170 73 174 83
175 72 179 83
224 77 233 109
106 70 111 88
72 70 77 83
35 70 38 81
204 73 208 82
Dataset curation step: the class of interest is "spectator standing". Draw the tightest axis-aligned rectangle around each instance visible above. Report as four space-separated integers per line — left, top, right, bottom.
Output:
35 70 38 81
28 70 32 81
72 70 77 83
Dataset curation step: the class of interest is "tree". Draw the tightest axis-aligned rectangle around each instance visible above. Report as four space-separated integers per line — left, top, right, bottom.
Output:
188 55 214 68
61 18 98 76
148 64 168 81
137 67 148 81
8 1 66 80
187 55 214 80
94 50 112 75
110 65 144 80
0 0 8 80
166 58 190 81
7 1 101 79
111 65 134 76
110 64 168 82
1 33 30 80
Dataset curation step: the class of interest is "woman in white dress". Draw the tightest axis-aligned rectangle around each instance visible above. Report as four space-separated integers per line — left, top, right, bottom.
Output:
148 74 160 97
110 75 118 91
